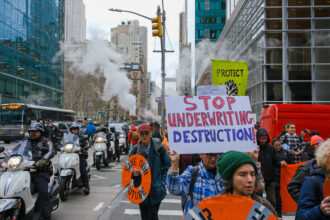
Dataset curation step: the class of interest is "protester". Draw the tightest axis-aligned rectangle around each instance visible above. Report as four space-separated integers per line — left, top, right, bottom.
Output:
256 128 282 207
152 122 163 141
280 123 305 163
129 124 171 220
273 138 291 218
301 130 320 153
127 126 139 148
301 135 324 162
166 150 223 214
217 151 277 216
86 120 96 139
296 139 330 220
277 123 289 139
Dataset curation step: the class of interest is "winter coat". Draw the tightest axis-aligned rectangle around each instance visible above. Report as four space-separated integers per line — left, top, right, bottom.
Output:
296 160 329 220
86 121 95 134
127 126 139 145
274 149 291 186
129 138 171 206
301 145 315 162
257 128 281 183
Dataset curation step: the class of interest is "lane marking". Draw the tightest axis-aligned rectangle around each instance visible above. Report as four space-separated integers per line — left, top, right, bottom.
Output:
121 199 181 204
91 175 106 180
93 202 104 211
124 209 182 216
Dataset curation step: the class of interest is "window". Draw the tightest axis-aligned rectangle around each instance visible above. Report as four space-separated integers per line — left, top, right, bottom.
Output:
288 32 311 46
266 49 282 64
267 83 282 101
315 19 330 29
266 65 282 80
288 65 311 80
315 83 330 101
288 20 311 29
288 0 311 6
221 16 226 23
266 0 281 6
288 48 311 64
315 0 330 5
314 7 330 17
266 33 282 47
266 20 282 30
210 30 217 39
288 83 311 101
315 65 330 80
288 8 311 18
266 8 282 18
315 31 330 46
314 48 330 63
221 2 226 10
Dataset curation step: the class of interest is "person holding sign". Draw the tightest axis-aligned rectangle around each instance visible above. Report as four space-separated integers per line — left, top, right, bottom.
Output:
217 151 277 216
129 124 171 220
296 139 330 220
166 150 224 215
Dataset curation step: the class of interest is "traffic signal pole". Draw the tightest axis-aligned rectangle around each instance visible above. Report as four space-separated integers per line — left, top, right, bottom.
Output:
159 7 166 131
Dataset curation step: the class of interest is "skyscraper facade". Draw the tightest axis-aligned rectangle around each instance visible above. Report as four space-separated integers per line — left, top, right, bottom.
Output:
0 0 65 107
64 0 86 43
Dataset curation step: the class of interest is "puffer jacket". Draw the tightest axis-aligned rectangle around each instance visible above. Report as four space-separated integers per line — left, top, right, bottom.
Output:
296 160 329 220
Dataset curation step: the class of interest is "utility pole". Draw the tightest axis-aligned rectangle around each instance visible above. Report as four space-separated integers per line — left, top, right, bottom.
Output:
160 6 166 131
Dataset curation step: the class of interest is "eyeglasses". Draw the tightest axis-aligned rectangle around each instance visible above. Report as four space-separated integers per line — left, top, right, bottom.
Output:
139 131 150 136
205 153 219 159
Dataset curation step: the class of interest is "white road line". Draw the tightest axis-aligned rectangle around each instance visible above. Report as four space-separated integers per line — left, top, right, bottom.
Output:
93 202 104 211
121 199 180 204
124 209 183 216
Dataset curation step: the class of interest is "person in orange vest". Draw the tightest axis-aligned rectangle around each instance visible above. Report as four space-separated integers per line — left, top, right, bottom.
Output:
162 133 169 152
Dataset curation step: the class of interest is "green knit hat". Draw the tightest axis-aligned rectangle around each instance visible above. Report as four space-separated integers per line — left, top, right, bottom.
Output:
217 151 258 181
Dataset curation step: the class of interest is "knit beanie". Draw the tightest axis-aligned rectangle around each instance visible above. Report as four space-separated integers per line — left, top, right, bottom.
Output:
217 151 258 181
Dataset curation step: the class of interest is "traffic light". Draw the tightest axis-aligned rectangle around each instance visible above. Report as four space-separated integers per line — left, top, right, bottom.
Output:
151 16 162 37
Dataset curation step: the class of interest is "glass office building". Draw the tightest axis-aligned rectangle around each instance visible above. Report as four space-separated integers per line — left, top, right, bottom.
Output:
197 0 330 118
0 0 65 107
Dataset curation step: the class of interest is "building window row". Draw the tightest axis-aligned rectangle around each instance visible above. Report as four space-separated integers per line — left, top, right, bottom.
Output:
196 1 226 11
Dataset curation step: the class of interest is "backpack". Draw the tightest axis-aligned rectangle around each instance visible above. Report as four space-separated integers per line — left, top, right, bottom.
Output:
287 159 321 203
132 131 140 141
181 166 199 211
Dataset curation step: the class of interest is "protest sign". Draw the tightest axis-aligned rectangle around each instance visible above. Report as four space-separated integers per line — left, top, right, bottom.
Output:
197 85 226 96
183 195 277 220
122 155 151 204
165 96 256 154
323 178 330 198
212 60 248 96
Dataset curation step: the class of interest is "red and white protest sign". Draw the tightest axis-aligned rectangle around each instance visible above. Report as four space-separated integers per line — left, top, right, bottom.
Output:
165 96 257 154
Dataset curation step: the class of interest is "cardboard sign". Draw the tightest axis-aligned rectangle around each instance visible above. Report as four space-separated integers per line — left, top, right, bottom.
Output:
183 195 277 220
122 155 151 204
197 85 226 96
165 96 256 154
323 178 330 198
212 60 248 96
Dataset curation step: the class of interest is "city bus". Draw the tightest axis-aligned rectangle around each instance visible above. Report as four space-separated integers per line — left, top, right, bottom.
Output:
0 103 75 143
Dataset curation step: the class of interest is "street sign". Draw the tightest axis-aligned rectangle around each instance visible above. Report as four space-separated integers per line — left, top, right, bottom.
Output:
98 111 106 115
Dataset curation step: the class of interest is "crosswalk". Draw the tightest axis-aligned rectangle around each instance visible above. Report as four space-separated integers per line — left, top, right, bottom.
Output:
109 192 183 220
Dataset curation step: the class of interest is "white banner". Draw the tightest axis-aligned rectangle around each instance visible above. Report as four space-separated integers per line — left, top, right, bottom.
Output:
165 96 257 154
197 85 226 96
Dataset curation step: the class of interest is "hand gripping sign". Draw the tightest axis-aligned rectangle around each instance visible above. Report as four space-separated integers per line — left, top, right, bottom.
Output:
122 154 151 204
183 195 277 220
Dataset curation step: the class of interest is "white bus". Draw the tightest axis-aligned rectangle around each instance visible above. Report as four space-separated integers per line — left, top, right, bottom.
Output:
0 103 75 143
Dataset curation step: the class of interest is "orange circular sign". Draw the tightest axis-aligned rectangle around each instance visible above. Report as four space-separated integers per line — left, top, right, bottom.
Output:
183 194 277 220
122 154 151 204
323 178 330 198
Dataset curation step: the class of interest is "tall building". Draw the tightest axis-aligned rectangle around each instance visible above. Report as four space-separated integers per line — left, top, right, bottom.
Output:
0 0 65 107
197 0 330 119
110 21 149 119
111 20 148 74
64 0 86 44
177 12 192 96
195 0 226 88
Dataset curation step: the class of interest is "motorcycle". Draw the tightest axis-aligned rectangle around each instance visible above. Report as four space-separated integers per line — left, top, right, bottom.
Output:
93 132 109 170
118 133 127 155
58 133 90 201
0 141 59 219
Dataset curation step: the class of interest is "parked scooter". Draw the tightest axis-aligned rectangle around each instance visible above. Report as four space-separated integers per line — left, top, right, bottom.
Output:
93 132 109 170
58 133 90 201
0 141 59 219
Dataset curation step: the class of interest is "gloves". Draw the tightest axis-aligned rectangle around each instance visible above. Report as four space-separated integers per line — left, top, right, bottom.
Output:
35 159 50 171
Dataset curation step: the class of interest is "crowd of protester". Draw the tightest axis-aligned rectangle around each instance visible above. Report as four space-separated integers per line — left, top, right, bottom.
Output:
128 121 330 220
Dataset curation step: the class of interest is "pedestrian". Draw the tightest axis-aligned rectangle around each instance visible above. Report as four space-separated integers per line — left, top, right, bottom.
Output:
48 120 61 153
166 150 223 214
280 123 305 163
301 130 318 153
86 120 96 145
127 126 139 148
296 139 330 220
273 138 291 218
277 123 289 139
301 135 324 162
129 124 171 220
256 128 282 208
217 151 277 216
37 119 50 138
152 122 163 141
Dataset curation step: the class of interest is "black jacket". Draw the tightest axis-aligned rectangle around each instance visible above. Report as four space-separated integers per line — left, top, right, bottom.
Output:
257 128 281 183
301 146 315 162
27 136 54 162
274 149 291 185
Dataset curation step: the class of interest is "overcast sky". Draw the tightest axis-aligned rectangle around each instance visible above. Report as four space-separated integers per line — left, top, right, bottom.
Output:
83 0 195 91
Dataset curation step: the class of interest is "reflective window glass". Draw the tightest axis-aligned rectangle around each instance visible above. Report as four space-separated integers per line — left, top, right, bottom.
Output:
315 83 330 101
267 48 282 64
315 0 330 5
315 19 330 29
288 65 311 80
266 65 282 80
288 8 311 18
315 31 330 46
267 83 282 101
288 83 311 101
266 0 281 6
266 8 282 18
288 20 311 29
288 48 311 64
315 65 330 80
266 33 282 47
266 20 282 30
288 32 311 46
314 7 330 17
314 48 330 63
288 0 311 6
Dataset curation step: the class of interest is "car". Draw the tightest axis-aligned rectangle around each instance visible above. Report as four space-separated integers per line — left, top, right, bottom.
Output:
54 122 70 133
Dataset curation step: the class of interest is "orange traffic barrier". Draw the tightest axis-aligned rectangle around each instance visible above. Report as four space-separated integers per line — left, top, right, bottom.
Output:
183 194 277 220
122 154 151 204
280 161 306 214
323 178 330 198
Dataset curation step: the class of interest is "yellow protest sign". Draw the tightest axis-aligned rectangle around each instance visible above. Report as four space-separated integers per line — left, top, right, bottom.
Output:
212 60 248 96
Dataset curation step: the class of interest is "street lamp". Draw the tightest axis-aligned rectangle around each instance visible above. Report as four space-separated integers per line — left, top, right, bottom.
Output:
108 5 168 131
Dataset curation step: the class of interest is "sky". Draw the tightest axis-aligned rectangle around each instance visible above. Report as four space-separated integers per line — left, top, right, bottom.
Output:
82 0 195 93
